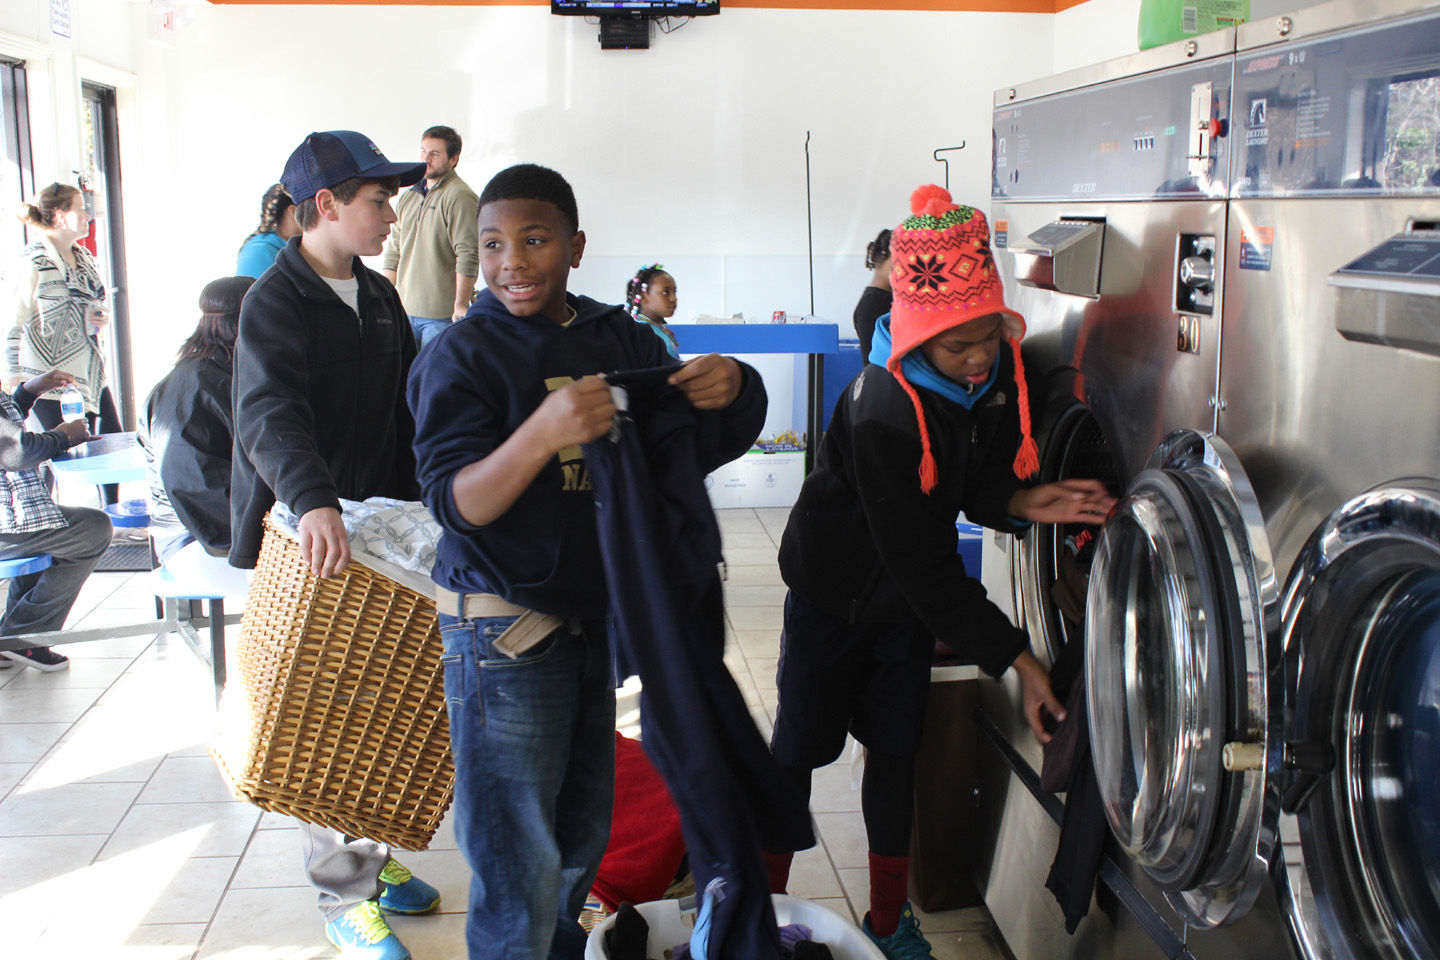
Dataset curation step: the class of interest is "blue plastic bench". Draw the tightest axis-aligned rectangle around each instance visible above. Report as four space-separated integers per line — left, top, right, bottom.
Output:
145 562 247 700
0 554 53 579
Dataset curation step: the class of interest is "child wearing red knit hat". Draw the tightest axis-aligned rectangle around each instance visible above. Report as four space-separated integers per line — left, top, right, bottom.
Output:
766 185 1114 960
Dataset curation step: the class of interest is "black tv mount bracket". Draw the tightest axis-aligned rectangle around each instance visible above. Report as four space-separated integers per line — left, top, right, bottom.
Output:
599 14 650 50
932 143 966 191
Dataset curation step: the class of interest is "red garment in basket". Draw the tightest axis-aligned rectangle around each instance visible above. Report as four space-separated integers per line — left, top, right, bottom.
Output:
591 732 688 912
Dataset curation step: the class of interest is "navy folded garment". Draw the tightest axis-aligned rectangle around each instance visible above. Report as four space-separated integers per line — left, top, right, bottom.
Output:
584 366 814 960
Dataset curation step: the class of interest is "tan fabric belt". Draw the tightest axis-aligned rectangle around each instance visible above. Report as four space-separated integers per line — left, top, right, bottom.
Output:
433 586 529 620
433 587 564 659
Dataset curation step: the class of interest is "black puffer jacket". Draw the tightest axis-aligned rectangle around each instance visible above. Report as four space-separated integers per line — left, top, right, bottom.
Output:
779 349 1030 678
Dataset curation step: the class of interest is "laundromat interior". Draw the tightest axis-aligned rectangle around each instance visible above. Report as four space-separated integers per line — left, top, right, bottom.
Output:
1 0 1437 958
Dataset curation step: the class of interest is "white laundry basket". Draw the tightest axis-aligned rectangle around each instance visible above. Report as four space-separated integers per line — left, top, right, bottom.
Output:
584 894 886 960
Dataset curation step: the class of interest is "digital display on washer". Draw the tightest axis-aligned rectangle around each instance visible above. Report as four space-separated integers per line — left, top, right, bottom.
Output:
1234 8 1440 196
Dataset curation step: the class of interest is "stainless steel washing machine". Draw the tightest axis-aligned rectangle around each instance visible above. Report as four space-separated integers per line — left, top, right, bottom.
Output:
1223 5 1440 958
976 25 1250 960
977 2 1440 959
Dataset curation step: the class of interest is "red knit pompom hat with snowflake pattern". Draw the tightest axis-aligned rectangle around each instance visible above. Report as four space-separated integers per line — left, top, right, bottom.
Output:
888 184 1038 492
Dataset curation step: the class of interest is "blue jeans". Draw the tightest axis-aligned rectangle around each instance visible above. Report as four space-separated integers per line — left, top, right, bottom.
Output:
438 613 615 960
409 315 450 348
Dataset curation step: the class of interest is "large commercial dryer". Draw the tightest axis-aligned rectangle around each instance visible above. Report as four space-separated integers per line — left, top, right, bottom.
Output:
975 2 1440 959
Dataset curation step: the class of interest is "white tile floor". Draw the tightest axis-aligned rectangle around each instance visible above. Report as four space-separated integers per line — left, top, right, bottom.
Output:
0 507 1007 959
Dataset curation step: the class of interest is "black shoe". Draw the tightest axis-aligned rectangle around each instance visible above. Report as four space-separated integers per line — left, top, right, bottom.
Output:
604 902 649 960
2 646 70 672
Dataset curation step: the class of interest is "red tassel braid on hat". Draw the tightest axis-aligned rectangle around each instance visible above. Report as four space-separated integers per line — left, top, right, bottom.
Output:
886 185 1039 493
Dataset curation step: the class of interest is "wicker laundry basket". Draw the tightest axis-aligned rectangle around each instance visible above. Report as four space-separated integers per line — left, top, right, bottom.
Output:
212 518 453 849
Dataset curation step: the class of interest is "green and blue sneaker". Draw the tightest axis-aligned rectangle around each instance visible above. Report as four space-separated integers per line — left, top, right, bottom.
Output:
862 902 937 960
377 858 441 915
325 900 409 960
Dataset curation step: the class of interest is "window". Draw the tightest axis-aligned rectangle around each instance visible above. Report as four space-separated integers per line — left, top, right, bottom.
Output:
0 57 34 261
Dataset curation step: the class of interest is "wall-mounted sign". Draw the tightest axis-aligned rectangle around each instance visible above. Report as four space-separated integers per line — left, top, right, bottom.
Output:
50 0 72 39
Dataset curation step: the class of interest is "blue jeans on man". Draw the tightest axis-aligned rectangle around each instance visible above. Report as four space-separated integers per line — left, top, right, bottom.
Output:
409 315 451 349
438 612 615 959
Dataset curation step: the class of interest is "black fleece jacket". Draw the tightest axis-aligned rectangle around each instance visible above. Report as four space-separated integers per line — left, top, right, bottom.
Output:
409 289 766 619
229 237 419 568
140 355 233 555
779 349 1030 678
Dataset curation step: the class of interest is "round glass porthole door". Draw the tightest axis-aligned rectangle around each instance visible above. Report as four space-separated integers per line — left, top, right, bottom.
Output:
1280 482 1440 960
1086 430 1275 927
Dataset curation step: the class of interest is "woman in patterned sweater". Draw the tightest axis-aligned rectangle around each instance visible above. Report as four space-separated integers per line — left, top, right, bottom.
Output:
7 183 120 450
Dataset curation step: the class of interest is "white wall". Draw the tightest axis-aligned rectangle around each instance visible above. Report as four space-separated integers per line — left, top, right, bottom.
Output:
7 0 1356 418
118 4 1056 425
1053 0 1143 72
47 2 1340 430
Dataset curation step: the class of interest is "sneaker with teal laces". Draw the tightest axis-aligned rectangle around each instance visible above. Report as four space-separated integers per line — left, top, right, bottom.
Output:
377 858 440 915
325 899 410 960
862 902 937 960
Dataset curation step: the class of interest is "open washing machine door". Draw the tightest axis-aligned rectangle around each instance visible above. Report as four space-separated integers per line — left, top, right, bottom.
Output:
1278 481 1440 960
1085 429 1279 928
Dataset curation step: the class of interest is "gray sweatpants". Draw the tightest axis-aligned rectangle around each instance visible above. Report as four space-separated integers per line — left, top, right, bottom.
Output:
0 505 112 637
300 821 390 921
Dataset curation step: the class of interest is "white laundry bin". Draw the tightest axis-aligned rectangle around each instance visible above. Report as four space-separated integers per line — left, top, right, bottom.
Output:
584 894 885 960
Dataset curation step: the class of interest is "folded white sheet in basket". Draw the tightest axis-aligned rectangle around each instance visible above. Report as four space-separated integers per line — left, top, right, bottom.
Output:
269 498 440 597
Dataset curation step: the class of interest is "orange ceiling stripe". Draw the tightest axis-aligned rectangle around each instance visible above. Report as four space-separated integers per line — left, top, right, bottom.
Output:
208 0 1070 10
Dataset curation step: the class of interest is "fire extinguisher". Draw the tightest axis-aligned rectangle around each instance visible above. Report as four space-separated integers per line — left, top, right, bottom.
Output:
76 171 98 256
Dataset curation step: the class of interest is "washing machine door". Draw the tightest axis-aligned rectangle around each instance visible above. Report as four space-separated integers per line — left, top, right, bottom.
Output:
1279 482 1440 960
1085 429 1278 928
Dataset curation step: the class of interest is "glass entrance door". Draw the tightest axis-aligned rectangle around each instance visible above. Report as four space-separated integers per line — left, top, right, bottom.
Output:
80 82 133 429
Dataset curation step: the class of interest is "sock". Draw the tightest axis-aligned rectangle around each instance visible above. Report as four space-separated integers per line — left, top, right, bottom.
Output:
763 850 794 894
867 852 909 938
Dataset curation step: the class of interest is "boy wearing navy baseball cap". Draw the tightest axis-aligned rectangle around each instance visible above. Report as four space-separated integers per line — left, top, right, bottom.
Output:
228 132 435 960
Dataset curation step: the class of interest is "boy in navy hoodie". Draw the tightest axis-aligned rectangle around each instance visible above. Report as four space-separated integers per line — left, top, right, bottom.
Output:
407 163 766 959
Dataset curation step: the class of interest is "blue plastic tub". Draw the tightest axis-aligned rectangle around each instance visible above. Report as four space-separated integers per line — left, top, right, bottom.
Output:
956 519 983 575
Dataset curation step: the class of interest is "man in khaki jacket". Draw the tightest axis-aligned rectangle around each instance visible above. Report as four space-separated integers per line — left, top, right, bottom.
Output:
381 125 479 347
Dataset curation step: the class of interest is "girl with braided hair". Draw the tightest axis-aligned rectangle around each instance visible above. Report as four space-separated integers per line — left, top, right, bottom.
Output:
235 183 299 278
624 263 680 358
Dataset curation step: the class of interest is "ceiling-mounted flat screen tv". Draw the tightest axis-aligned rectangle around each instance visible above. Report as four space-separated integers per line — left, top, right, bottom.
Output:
551 0 719 14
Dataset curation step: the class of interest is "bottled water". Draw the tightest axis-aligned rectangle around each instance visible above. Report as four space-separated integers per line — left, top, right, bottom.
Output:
60 386 84 421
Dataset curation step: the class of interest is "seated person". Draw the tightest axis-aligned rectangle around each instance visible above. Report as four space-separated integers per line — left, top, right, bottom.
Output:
137 277 251 595
0 369 112 671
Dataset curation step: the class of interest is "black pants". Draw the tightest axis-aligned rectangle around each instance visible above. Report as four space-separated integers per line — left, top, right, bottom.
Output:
32 387 123 505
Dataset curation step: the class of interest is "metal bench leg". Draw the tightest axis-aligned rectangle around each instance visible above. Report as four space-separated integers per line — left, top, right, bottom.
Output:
209 598 226 701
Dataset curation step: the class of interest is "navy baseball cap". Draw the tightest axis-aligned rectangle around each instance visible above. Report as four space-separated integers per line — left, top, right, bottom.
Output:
280 130 426 203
